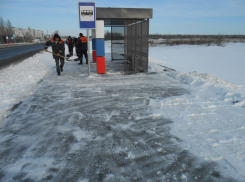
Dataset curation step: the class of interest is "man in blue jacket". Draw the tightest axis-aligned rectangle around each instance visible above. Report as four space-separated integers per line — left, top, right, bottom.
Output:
44 34 65 75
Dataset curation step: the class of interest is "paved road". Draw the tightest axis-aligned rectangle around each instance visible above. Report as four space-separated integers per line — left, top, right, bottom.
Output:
0 43 40 49
0 43 45 69
0 43 45 61
0 61 237 182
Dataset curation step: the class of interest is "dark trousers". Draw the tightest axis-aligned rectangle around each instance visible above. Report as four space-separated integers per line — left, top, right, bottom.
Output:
78 50 88 64
78 50 88 60
69 46 73 55
55 58 64 72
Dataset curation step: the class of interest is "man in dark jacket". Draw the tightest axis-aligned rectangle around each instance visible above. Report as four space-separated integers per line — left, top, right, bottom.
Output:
44 34 65 76
66 36 74 57
76 33 88 65
73 37 79 61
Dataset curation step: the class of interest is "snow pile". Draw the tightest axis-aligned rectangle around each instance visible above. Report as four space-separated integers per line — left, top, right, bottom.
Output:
167 70 245 107
148 59 245 179
0 49 54 122
67 55 78 60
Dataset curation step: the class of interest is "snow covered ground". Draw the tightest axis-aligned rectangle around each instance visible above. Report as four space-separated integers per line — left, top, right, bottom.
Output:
148 62 245 179
149 42 245 86
148 42 245 180
0 41 245 181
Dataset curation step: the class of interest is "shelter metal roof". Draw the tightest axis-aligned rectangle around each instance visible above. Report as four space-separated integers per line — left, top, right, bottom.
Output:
96 8 153 26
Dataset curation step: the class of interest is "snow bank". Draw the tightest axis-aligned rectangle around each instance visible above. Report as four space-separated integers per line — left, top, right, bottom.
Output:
167 70 245 107
0 49 54 123
148 58 245 180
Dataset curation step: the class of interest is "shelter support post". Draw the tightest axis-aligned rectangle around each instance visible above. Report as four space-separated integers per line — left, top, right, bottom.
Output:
87 29 90 76
92 29 96 62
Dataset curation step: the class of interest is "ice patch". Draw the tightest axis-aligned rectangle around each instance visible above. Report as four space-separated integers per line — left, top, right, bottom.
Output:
125 152 135 159
208 105 217 108
78 178 89 182
209 129 219 133
73 129 93 142
181 174 188 181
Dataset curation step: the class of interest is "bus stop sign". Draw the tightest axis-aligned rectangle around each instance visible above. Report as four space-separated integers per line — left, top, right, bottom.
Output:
78 2 96 29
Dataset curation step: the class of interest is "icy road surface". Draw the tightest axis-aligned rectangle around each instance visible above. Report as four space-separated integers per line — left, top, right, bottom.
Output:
0 60 236 181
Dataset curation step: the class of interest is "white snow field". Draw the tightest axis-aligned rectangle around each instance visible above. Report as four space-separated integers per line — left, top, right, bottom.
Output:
148 42 245 180
0 41 245 181
149 42 245 86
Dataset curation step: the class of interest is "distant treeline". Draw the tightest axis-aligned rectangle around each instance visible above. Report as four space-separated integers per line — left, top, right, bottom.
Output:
149 34 245 40
148 34 245 46
105 31 124 40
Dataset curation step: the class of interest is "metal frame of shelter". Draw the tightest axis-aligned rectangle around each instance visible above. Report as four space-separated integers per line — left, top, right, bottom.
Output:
96 8 153 74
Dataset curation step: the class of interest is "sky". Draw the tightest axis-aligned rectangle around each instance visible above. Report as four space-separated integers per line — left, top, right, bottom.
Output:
0 0 245 36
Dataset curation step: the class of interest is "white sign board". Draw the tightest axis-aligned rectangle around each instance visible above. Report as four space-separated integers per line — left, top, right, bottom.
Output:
78 2 96 29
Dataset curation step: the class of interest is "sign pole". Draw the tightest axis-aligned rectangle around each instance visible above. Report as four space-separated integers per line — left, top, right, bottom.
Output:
87 29 90 76
78 2 96 76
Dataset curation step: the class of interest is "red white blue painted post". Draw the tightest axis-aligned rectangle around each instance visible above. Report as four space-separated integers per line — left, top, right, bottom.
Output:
6 36 9 44
95 20 105 74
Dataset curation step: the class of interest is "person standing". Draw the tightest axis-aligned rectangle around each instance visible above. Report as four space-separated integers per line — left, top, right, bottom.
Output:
76 33 88 65
66 36 74 57
73 37 79 61
44 34 65 76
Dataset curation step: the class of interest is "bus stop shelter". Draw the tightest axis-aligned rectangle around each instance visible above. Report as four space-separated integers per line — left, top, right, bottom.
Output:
96 7 153 74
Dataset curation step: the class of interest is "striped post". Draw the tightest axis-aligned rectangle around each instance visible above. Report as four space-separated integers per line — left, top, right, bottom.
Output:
6 36 9 44
95 20 105 74
92 29 96 62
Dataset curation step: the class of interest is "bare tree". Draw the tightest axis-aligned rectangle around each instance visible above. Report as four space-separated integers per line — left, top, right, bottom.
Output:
15 35 24 43
0 17 6 35
5 19 13 35
105 30 111 40
44 34 49 41
27 27 33 42
24 29 33 43
49 30 59 39
53 30 59 37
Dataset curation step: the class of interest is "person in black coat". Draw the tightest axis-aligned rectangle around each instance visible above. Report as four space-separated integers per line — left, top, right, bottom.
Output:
73 37 79 61
44 34 65 76
66 36 74 56
76 33 88 65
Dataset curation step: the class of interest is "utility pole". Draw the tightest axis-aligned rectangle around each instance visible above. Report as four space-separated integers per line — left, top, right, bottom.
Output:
47 30 48 40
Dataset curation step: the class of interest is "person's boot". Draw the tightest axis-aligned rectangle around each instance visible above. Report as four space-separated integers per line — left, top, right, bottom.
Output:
78 58 83 65
60 65 63 72
57 68 61 76
86 58 88 64
74 53 79 61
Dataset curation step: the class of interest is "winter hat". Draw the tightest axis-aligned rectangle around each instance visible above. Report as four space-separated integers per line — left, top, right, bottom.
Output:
53 34 60 39
79 33 83 37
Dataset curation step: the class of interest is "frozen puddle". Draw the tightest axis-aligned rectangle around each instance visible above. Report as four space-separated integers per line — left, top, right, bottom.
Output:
0 62 237 181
